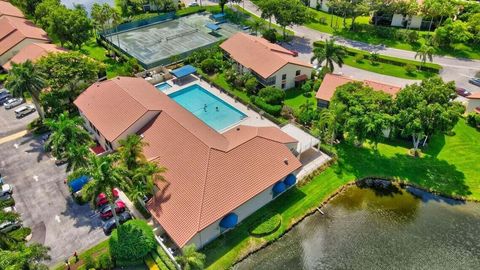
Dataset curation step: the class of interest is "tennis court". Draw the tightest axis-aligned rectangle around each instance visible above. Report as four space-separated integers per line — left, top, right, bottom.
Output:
104 13 243 68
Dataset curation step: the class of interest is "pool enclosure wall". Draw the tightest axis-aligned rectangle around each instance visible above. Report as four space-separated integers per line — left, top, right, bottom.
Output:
185 172 299 249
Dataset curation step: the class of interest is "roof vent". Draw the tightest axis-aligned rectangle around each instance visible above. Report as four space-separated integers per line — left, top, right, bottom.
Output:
236 127 240 131
117 77 120 80
284 158 288 165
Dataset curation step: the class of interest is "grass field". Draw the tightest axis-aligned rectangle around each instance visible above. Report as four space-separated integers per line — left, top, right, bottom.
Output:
203 119 480 269
305 8 480 60
79 39 132 78
284 88 317 113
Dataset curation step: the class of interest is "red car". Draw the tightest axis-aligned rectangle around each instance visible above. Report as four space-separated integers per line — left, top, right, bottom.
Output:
96 188 120 207
99 200 126 220
456 88 471 97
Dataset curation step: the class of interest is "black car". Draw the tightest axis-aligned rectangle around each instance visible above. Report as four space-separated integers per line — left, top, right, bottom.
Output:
0 94 12 105
102 211 133 235
469 78 480 87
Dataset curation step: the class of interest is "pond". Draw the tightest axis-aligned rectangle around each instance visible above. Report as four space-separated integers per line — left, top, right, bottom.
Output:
235 181 480 269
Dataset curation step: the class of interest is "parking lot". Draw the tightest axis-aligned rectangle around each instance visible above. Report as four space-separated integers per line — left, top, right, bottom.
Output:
0 101 38 137
0 132 106 264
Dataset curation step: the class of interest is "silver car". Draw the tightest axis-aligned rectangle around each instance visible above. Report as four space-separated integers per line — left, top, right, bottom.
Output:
14 104 36 118
4 98 23 109
0 220 22 233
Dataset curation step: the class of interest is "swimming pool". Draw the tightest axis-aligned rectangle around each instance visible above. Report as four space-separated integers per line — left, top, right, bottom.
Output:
169 84 247 131
155 81 172 91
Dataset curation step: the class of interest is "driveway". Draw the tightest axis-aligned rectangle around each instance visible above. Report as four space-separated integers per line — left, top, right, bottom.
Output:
0 135 106 265
0 102 38 137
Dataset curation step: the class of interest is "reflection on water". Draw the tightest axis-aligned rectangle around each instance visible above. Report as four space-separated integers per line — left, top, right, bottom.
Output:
235 181 480 270
61 0 114 13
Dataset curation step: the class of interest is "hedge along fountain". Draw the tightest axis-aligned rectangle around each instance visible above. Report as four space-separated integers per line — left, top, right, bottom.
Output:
235 180 480 269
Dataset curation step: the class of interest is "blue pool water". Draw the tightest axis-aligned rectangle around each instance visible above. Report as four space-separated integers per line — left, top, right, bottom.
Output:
155 82 172 91
169 84 247 131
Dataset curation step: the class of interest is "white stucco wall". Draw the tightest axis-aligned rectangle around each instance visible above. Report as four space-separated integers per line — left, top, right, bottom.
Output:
0 38 49 65
271 64 312 90
309 0 329 12
408 15 423 29
186 173 297 249
391 14 404 27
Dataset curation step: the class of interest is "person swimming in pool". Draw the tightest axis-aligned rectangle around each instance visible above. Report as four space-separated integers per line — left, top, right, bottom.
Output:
204 104 207 112
216 106 219 112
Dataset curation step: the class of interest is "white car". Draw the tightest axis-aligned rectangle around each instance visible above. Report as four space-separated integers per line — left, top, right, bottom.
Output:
4 98 23 109
1 184 13 197
0 220 21 233
14 104 36 118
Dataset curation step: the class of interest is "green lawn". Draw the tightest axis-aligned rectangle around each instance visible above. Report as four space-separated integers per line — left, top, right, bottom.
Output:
78 39 131 78
203 119 480 269
305 8 480 59
284 88 317 113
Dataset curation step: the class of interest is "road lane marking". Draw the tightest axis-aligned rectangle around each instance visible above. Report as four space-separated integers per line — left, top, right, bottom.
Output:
33 175 38 182
0 130 28 145
13 143 19 149
54 215 61 223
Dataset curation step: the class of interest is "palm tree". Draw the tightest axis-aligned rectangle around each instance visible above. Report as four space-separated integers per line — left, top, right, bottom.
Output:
0 243 50 269
74 154 127 227
0 211 21 249
117 134 147 171
310 39 346 73
415 44 435 69
5 60 45 118
129 162 166 200
299 100 314 114
317 108 341 145
64 144 91 172
176 244 206 270
44 112 91 159
251 19 264 35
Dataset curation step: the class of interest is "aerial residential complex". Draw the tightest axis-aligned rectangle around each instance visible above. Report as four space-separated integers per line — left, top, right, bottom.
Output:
74 76 303 248
221 33 312 90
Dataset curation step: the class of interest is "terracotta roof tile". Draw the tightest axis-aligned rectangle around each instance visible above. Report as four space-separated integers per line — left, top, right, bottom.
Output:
316 73 401 101
220 33 312 79
0 1 24 18
76 77 301 248
0 16 49 56
467 91 480 100
3 43 66 70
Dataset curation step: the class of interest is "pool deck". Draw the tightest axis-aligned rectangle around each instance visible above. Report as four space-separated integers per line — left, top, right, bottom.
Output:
162 75 278 131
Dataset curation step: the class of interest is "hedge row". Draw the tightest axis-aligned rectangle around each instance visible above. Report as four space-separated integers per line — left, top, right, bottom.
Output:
145 255 160 270
313 41 442 74
151 252 169 270
252 96 282 116
155 246 177 270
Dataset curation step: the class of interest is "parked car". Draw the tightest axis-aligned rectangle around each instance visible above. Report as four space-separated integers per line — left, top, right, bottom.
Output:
4 98 23 109
14 105 36 118
99 200 126 220
188 2 199 7
0 89 10 98
456 88 471 97
2 206 16 213
469 78 480 87
1 184 13 197
0 220 21 233
0 93 12 105
102 211 133 235
96 188 120 207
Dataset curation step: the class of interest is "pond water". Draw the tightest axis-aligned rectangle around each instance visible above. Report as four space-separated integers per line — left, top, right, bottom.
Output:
61 0 114 13
235 181 480 270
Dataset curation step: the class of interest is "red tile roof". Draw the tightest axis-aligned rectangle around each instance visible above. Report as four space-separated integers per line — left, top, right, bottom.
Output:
220 33 312 79
0 1 24 18
2 43 66 70
316 73 402 102
75 77 301 248
0 16 49 56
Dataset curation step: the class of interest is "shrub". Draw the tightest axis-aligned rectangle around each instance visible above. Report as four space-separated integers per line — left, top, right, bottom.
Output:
156 246 176 270
200 58 220 74
258 86 285 105
262 28 277 43
281 105 294 119
110 220 156 264
301 81 312 93
97 253 114 270
134 200 152 219
355 54 364 63
249 213 281 236
406 30 419 43
252 96 282 116
312 80 322 92
8 227 31 242
405 64 416 74
369 52 380 64
84 256 97 270
244 77 258 95
151 252 169 270
466 113 480 127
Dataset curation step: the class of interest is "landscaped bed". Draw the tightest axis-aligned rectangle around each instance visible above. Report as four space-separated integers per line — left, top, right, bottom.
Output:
202 119 480 269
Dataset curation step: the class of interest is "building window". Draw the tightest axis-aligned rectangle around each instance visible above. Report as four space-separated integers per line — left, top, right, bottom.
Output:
282 74 287 80
295 70 301 76
281 82 286 89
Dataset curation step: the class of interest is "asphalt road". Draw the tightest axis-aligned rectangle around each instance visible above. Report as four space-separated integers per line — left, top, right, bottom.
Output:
0 135 106 265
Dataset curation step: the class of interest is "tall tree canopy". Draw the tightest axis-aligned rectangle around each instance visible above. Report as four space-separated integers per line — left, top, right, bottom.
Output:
271 0 308 39
330 82 394 146
394 77 463 154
